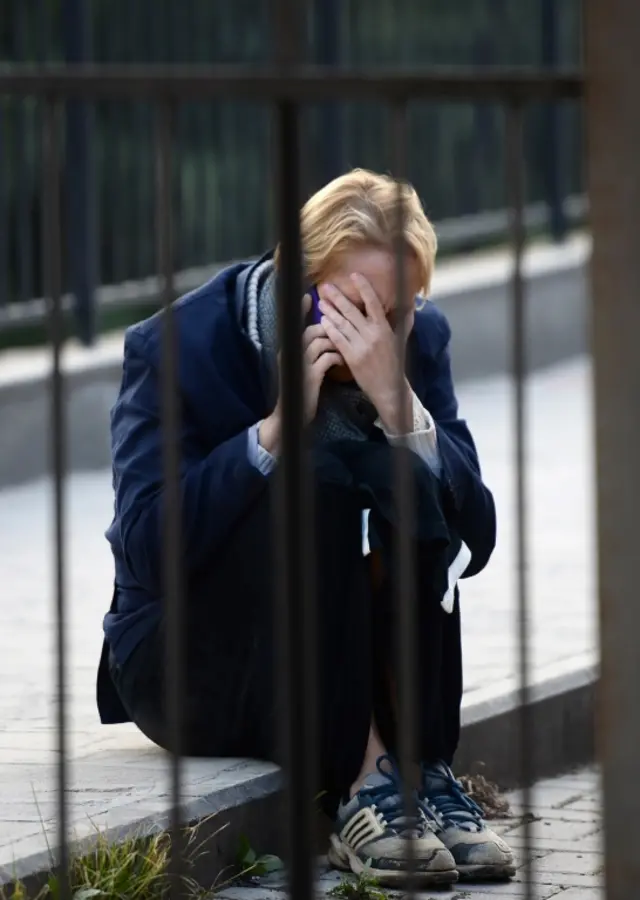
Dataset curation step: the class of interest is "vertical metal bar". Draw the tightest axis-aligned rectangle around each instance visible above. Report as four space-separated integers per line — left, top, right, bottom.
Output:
193 99 207 266
540 0 567 242
63 0 97 345
43 97 70 900
275 101 316 898
135 0 153 278
273 0 305 66
314 0 343 184
169 0 185 271
505 102 533 900
36 0 51 62
0 101 8 307
120 1 136 279
190 0 207 267
110 31 128 285
272 3 315 900
391 100 418 893
471 34 494 216
14 0 34 305
197 0 217 266
155 99 185 899
585 0 640 896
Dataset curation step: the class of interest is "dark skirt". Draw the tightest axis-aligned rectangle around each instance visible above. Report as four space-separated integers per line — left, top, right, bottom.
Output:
108 440 464 810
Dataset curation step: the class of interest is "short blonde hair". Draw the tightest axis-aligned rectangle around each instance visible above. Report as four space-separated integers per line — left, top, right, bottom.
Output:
278 168 437 297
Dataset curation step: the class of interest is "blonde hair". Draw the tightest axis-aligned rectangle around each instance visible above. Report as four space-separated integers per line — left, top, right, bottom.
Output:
277 168 437 297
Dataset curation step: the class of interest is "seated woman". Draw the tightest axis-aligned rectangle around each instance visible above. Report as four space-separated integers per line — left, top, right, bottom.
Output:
97 168 514 888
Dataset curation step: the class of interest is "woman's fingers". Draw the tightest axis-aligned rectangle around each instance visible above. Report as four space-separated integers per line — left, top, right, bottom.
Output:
306 350 342 418
318 283 367 332
303 322 328 349
351 272 386 323
305 334 337 363
320 305 360 345
311 350 343 379
316 348 343 368
321 315 352 354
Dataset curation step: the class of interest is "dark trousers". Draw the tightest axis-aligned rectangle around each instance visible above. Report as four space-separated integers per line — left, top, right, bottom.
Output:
109 442 463 809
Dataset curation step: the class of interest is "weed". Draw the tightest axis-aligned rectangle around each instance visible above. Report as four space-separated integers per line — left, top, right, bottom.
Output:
0 815 245 900
234 835 284 880
328 865 389 900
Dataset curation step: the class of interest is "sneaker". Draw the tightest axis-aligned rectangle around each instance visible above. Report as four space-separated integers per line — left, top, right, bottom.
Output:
420 761 516 881
328 756 458 888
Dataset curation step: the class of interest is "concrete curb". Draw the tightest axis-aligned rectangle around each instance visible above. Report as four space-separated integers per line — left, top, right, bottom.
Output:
0 234 590 488
0 766 285 890
1 658 597 891
457 653 597 789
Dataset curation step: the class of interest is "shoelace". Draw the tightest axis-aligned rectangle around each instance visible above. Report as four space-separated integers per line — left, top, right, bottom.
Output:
360 755 439 837
421 762 484 832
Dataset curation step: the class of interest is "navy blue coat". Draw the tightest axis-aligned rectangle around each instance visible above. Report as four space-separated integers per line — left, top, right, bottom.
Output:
103 257 496 669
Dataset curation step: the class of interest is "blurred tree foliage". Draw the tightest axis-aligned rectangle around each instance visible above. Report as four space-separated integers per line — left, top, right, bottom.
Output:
1 0 582 302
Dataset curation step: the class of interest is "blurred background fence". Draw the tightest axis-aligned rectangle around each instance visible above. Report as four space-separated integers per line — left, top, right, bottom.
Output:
0 0 584 344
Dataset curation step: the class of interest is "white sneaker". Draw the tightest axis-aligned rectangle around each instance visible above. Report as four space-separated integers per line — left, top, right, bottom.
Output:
420 761 516 881
328 756 458 888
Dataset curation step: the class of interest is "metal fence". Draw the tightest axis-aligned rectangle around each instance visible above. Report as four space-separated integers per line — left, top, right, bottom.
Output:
2 0 639 897
0 0 584 342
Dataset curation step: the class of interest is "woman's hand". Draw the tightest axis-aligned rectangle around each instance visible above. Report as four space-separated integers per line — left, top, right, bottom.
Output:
318 274 413 434
301 323 344 421
259 319 342 456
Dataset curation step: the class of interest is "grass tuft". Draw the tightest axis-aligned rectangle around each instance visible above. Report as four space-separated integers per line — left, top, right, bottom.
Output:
0 816 275 900
328 866 389 900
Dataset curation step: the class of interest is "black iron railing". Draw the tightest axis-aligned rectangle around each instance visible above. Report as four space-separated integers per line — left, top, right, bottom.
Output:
0 0 583 337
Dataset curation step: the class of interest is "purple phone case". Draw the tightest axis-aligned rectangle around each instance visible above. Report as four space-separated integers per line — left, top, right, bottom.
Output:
308 285 323 325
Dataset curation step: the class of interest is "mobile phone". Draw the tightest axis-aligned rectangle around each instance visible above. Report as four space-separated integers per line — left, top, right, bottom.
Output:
308 285 323 325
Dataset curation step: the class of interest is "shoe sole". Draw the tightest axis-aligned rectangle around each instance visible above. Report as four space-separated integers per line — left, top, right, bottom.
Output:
457 862 517 881
328 837 458 888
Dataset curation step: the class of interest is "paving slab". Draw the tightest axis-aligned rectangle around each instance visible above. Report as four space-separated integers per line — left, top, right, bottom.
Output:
0 356 597 875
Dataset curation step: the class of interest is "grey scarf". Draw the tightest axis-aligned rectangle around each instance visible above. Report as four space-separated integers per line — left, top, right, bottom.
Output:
245 259 379 443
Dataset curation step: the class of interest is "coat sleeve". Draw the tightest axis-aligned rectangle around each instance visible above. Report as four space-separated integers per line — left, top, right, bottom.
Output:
110 328 268 596
417 313 497 577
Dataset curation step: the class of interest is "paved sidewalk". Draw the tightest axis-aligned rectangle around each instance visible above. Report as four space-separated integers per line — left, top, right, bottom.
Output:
494 767 603 898
216 768 603 899
0 356 597 850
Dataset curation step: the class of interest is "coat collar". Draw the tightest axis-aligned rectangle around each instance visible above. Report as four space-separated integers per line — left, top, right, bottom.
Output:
234 250 275 326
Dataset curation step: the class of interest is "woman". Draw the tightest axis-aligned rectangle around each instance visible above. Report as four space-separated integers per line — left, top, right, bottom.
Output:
97 169 514 887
